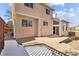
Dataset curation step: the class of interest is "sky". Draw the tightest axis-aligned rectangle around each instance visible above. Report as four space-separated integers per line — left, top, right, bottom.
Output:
0 3 11 23
49 3 79 27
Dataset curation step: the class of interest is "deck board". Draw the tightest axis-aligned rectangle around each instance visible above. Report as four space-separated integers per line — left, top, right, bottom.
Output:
25 45 65 56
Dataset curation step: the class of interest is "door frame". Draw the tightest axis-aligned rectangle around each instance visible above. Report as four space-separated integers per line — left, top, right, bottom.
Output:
53 26 59 35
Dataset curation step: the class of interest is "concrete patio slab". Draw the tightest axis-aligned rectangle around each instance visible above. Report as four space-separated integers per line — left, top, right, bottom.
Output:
0 40 29 56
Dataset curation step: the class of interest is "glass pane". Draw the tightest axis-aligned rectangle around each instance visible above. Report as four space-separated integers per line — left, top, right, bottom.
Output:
30 3 33 8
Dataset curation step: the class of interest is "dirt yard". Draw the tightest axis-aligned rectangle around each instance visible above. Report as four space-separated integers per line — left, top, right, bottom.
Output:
68 40 79 50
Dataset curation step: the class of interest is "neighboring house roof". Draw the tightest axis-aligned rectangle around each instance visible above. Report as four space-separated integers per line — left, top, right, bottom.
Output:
71 24 79 29
6 20 13 28
53 18 69 24
61 20 69 23
69 24 79 31
76 24 79 28
53 18 60 22
74 25 79 30
0 17 5 24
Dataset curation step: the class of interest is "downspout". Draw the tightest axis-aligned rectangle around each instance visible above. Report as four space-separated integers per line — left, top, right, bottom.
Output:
59 19 62 36
12 3 16 38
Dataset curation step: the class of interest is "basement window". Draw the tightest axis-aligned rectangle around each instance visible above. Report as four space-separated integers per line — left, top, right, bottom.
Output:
24 3 33 8
43 21 48 26
22 20 32 27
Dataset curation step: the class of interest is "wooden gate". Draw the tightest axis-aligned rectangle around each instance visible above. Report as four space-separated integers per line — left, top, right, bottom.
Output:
0 17 4 51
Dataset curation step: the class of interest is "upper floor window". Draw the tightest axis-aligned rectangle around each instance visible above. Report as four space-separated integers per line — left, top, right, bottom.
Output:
43 21 48 26
24 3 33 8
22 20 32 27
46 9 50 15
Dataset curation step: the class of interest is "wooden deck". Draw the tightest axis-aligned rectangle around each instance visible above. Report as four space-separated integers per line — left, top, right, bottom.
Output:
22 37 79 56
25 45 66 56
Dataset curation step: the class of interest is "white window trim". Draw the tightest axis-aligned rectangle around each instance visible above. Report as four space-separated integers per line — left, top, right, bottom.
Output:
21 19 32 27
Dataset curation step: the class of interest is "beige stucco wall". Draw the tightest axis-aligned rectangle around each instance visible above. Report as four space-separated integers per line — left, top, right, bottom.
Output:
75 31 79 37
14 14 38 38
75 27 79 31
15 3 52 20
41 19 53 36
61 30 68 36
13 3 53 38
74 27 79 37
14 14 53 38
60 21 68 36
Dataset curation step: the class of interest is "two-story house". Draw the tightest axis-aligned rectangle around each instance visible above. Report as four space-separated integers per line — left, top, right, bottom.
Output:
12 3 69 39
12 3 54 39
